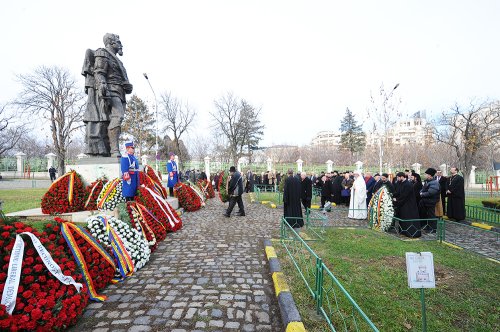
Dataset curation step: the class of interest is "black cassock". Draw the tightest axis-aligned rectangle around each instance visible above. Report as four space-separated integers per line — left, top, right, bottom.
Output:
394 180 421 238
332 176 343 205
283 175 303 228
447 174 465 221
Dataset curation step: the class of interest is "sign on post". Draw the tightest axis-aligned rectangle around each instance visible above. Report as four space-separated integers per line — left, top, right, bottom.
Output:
406 252 436 288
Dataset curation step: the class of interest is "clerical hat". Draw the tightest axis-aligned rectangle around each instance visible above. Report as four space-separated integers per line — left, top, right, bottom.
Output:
125 142 134 148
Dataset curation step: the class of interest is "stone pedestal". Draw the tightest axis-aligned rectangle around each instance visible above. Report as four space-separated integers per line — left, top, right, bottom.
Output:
326 160 333 173
15 152 26 173
66 157 121 186
470 166 476 185
46 153 57 169
296 159 303 173
204 156 211 177
355 161 363 172
267 158 273 172
412 163 422 174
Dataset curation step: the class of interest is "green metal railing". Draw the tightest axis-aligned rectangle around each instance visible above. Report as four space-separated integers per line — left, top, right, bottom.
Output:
305 208 328 240
465 204 500 224
280 217 379 331
253 186 283 205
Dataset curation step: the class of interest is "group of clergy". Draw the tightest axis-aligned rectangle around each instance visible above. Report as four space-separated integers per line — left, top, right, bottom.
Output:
281 166 466 238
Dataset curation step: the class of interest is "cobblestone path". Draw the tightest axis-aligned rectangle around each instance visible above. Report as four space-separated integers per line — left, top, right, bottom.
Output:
441 221 499 260
71 195 284 332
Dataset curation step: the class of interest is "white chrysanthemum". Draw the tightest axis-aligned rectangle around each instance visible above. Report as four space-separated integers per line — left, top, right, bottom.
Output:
86 215 150 275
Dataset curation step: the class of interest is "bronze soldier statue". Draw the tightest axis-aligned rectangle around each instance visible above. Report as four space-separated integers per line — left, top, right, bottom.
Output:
82 33 133 157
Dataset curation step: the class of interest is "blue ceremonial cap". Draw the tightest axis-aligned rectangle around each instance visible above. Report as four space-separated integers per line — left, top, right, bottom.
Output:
125 142 134 148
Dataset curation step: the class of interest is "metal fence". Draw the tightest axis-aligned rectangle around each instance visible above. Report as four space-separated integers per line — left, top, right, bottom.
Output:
280 217 379 331
465 204 500 224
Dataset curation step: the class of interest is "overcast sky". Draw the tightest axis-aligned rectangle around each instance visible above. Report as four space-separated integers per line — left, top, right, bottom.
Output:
1 0 499 147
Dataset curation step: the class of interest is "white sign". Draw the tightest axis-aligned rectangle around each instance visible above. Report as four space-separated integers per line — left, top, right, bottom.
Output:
405 252 436 289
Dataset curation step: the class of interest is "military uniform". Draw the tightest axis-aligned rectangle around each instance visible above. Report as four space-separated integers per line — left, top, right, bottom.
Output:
166 158 178 196
121 143 140 200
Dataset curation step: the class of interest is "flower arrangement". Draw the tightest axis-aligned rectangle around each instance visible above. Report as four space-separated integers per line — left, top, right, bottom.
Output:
136 185 182 232
217 171 229 203
127 201 160 252
197 179 215 199
186 181 207 202
96 178 126 211
41 170 86 214
43 218 116 295
0 221 89 331
84 178 108 211
368 187 394 232
174 182 203 211
86 216 150 273
144 165 168 198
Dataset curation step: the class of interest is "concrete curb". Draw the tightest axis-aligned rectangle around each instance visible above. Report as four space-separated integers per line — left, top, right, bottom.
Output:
263 239 306 332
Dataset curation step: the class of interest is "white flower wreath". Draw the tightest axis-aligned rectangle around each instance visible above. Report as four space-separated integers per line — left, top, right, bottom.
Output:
96 179 126 211
86 215 151 272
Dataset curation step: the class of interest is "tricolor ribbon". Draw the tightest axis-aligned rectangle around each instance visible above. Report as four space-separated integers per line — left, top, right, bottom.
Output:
1 232 83 314
98 216 134 282
129 202 158 246
97 178 120 210
58 218 116 302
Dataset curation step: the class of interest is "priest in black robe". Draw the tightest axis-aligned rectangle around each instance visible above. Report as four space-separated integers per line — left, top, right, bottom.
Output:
283 169 303 228
446 167 466 221
393 172 421 237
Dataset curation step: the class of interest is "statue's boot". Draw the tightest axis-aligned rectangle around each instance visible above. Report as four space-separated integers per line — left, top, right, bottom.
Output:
108 127 121 158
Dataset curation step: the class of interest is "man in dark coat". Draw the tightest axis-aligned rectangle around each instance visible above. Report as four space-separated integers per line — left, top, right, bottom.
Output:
283 169 303 228
300 172 312 210
446 167 466 221
372 173 394 195
331 171 343 205
393 172 421 237
224 166 245 217
419 168 440 232
436 170 447 216
320 174 333 209
365 172 376 206
48 166 57 182
411 171 423 206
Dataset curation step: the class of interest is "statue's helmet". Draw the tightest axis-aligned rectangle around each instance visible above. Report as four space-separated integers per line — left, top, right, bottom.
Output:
103 33 120 47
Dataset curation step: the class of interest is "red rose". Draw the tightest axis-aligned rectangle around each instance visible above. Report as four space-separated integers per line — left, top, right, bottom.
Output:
33 264 43 273
1 232 9 238
30 308 43 320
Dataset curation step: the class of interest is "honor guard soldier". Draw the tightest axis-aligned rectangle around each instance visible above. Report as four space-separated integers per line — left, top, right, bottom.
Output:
121 142 140 201
166 152 178 196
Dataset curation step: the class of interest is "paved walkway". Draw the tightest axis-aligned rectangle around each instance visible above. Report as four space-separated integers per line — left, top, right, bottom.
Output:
71 195 284 332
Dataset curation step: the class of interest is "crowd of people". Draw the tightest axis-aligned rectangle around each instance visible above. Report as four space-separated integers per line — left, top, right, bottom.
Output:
178 164 466 238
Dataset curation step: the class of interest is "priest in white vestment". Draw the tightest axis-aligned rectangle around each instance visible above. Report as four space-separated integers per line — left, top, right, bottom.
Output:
348 170 367 219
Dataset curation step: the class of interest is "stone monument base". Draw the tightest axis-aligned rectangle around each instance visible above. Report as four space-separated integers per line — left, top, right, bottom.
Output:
66 157 121 186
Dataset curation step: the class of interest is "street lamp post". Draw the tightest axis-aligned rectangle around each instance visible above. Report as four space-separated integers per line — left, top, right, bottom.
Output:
143 73 159 172
378 83 400 175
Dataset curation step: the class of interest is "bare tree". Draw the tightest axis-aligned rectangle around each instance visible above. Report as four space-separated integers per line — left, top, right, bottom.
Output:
435 100 500 186
159 92 196 163
0 104 27 156
14 66 84 173
210 92 264 165
188 134 212 161
366 83 402 173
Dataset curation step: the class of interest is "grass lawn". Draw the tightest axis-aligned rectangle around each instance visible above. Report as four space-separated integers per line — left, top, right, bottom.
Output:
274 228 499 332
0 188 46 214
